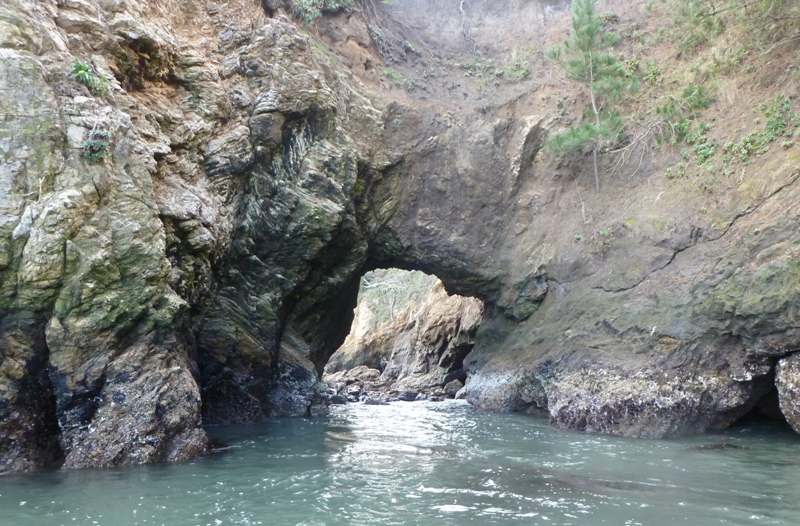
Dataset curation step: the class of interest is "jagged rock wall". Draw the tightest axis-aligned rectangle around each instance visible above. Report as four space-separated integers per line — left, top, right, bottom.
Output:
0 0 386 473
1 0 211 471
379 281 482 391
1 0 800 475
325 269 441 374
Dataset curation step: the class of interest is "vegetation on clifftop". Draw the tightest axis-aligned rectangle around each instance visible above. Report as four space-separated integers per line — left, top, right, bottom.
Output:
358 269 438 329
546 0 637 192
651 0 800 52
540 0 800 195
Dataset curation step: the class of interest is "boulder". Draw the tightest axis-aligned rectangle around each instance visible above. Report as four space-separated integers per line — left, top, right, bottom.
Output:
444 380 464 398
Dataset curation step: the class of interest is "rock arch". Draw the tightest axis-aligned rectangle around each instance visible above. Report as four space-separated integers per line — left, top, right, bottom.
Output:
2 0 800 475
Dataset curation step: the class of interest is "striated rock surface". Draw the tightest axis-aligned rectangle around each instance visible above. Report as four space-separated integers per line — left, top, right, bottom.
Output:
1 0 211 471
378 281 483 394
0 0 384 473
1 0 800 474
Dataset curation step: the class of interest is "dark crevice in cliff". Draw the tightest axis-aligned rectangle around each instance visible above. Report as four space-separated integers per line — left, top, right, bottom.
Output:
50 365 106 434
587 170 799 295
0 313 65 473
733 384 791 429
39 384 65 471
110 35 179 92
728 357 792 430
258 0 277 18
593 243 688 293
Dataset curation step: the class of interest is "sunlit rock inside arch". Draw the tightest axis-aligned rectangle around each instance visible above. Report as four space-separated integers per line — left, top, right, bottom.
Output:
323 269 484 403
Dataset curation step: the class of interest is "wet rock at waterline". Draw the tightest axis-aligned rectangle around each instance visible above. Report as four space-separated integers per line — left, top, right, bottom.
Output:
776 354 800 434
3 0 800 474
325 365 385 403
444 379 464 398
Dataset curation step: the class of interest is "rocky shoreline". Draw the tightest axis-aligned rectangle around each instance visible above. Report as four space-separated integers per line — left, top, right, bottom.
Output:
324 365 466 405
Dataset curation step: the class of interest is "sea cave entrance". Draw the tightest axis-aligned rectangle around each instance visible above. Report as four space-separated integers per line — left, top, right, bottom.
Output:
732 382 793 430
322 268 484 404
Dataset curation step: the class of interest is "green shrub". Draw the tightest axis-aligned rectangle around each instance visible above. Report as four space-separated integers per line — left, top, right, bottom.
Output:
590 229 613 256
655 85 713 144
722 96 798 164
291 0 353 24
383 67 404 83
655 0 800 52
494 50 532 81
643 64 662 86
69 60 109 97
686 122 716 164
83 130 111 164
670 0 727 50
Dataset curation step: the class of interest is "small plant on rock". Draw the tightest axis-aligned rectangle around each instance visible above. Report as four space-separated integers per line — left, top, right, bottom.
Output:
83 129 111 164
69 59 109 97
643 64 662 86
494 50 533 82
291 0 353 24
383 67 405 83
591 229 613 255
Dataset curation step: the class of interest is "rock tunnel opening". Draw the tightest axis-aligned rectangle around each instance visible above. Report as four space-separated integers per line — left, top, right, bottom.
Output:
732 383 792 430
321 268 484 404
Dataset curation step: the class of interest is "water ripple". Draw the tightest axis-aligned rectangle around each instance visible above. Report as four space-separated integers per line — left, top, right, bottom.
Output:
1 401 800 525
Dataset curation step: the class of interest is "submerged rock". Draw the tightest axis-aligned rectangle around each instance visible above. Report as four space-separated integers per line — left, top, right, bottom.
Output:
689 443 751 452
397 390 420 402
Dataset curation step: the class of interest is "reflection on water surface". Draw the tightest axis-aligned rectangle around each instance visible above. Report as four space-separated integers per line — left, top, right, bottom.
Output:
1 400 799 525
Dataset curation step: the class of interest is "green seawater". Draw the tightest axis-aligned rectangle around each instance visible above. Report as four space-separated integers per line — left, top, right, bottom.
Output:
2 400 800 525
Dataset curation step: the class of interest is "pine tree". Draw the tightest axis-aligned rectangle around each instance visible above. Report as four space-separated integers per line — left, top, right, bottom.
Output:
547 0 636 191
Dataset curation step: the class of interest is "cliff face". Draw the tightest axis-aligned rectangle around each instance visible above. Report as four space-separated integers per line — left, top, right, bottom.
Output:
1 0 800 474
0 0 386 473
